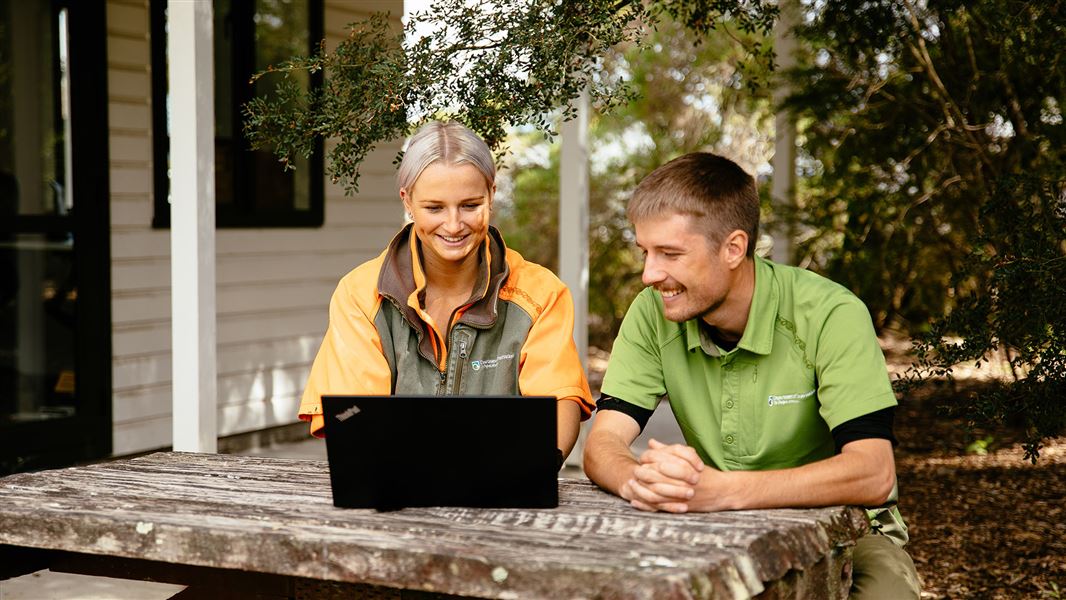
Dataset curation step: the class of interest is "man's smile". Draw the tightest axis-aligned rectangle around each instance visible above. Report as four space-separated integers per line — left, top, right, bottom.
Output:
659 288 684 299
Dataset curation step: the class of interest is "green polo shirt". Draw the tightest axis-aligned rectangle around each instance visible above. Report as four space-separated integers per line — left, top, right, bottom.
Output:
602 256 908 545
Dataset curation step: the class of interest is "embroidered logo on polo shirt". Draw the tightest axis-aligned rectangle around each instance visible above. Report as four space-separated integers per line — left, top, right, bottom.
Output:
768 389 815 407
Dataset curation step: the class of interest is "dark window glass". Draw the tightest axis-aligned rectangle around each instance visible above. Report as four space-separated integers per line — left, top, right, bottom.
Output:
0 2 76 427
1 0 113 474
0 1 70 218
151 0 323 228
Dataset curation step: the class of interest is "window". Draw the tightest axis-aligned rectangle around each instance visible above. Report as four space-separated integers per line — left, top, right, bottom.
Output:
151 0 324 228
0 0 113 473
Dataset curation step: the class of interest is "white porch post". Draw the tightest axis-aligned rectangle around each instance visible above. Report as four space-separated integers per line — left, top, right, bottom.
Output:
168 0 217 453
560 92 590 468
770 0 798 264
559 91 589 368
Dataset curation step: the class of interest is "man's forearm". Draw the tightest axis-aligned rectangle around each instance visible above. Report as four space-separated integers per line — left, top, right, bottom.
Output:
583 429 640 495
688 439 896 511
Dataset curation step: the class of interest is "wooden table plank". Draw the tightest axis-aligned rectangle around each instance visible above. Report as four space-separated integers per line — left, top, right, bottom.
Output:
0 452 867 599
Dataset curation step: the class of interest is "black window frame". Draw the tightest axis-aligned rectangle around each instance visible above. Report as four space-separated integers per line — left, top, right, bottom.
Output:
150 0 324 229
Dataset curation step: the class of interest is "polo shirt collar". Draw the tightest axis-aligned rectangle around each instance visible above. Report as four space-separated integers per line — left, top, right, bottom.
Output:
683 256 779 356
739 256 779 355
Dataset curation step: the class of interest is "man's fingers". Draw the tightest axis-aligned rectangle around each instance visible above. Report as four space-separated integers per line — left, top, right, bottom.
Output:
625 477 689 513
624 472 691 513
630 498 659 512
642 440 705 473
660 442 704 472
653 501 690 514
633 464 697 495
637 451 702 485
646 481 695 500
654 460 702 485
630 497 687 513
627 478 686 506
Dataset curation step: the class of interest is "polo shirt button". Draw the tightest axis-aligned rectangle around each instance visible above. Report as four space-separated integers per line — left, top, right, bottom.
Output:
723 364 733 371
725 400 734 409
725 435 735 444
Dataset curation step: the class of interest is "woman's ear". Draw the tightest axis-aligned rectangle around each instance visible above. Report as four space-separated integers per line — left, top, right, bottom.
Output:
400 188 412 212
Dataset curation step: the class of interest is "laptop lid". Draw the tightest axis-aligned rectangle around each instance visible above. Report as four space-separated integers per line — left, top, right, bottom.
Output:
321 395 558 510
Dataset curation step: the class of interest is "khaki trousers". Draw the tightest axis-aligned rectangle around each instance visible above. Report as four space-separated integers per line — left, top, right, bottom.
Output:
850 533 922 599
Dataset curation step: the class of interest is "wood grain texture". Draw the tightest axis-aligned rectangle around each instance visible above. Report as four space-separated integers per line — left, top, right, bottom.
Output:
0 453 867 599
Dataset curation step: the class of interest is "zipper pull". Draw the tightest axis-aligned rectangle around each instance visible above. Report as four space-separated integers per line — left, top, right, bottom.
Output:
459 340 468 359
439 371 446 383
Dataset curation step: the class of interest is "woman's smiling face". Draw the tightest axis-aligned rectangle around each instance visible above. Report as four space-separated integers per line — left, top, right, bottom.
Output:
401 162 494 267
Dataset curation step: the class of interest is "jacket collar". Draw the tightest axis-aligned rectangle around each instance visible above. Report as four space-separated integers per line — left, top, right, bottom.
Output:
377 224 511 329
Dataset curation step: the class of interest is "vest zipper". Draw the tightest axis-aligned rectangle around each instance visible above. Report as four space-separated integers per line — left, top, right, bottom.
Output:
437 370 446 395
453 339 469 394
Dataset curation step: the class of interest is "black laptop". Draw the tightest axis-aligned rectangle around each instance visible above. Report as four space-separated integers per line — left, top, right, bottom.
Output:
321 395 559 510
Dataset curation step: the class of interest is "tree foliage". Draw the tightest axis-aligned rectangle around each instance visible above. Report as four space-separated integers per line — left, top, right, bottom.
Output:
242 0 776 192
789 0 1065 458
903 175 1065 461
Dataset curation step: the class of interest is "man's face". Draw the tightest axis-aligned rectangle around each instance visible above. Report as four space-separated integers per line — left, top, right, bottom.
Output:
635 213 730 323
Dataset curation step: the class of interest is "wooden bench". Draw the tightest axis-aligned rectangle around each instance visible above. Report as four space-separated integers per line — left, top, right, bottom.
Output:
0 452 867 599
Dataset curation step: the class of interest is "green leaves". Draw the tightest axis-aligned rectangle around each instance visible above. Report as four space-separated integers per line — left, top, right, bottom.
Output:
791 0 1066 458
242 0 780 193
243 13 408 193
905 175 1066 462
244 1 651 192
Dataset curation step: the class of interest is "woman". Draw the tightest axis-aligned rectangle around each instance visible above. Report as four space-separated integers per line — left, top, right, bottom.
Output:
298 120 593 461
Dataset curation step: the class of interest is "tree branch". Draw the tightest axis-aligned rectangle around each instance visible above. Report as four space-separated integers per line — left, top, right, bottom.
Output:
900 0 997 175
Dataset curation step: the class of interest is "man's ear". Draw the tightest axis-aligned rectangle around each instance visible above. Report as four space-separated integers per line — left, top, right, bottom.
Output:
721 230 749 269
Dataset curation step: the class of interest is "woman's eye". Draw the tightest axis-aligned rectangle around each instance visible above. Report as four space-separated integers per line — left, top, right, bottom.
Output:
462 203 481 210
425 206 443 213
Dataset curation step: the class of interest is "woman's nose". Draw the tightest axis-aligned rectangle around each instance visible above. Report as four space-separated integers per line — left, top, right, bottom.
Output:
445 207 463 229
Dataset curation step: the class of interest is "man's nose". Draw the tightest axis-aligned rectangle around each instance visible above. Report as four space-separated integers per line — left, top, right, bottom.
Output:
642 257 664 287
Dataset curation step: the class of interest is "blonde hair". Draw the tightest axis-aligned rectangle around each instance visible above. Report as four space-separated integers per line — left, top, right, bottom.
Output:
628 153 760 256
397 121 495 193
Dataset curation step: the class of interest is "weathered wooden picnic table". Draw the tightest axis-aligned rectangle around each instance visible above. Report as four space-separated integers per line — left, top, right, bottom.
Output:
0 452 867 599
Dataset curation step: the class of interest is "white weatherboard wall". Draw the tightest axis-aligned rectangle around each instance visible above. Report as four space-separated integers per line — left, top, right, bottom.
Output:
108 0 404 456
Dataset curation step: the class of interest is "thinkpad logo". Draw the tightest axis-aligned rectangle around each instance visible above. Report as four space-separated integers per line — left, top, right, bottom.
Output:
335 405 361 422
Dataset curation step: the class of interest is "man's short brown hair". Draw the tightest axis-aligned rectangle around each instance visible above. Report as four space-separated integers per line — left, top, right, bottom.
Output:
627 152 760 256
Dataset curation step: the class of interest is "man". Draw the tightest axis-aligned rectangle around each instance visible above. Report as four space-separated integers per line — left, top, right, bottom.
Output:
583 153 921 598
